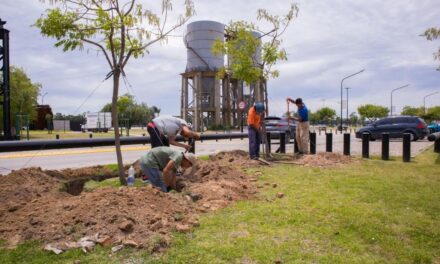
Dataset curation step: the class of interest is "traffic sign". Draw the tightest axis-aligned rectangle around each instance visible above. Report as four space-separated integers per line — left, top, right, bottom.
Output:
238 101 246 110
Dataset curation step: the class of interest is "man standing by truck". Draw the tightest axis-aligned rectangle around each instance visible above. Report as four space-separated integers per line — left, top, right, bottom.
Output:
247 102 265 160
147 115 200 151
287 98 309 154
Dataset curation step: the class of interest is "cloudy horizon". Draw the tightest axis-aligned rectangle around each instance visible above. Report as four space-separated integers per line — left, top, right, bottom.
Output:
2 0 440 118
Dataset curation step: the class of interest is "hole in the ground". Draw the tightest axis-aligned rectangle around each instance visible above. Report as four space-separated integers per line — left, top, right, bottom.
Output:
63 174 119 196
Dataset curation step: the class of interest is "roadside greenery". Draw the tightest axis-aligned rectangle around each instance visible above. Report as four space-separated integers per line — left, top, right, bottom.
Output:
0 67 40 132
1 147 439 263
357 104 389 121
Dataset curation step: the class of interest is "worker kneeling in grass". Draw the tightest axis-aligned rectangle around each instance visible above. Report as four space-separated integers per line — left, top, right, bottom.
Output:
139 146 196 192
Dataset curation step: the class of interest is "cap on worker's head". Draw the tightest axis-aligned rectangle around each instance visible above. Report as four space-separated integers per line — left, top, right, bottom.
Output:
255 102 265 113
183 153 197 166
295 98 303 105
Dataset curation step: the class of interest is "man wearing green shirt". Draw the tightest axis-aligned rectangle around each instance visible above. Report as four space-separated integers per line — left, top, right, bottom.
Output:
139 147 196 192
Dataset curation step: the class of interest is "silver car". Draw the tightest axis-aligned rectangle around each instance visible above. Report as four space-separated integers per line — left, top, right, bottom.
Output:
264 116 296 143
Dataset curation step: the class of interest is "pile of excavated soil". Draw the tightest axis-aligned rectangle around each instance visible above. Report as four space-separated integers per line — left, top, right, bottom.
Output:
291 152 355 167
0 152 258 250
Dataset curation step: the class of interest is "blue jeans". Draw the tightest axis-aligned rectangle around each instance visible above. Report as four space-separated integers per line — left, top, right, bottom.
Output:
248 127 261 159
140 163 167 192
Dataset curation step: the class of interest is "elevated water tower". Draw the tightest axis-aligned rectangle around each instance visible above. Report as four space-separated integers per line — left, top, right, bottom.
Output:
180 21 225 131
180 21 268 131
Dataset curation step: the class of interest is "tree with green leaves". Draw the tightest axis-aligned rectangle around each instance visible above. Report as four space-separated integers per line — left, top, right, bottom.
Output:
35 0 194 184
314 107 336 124
401 106 424 117
349 112 359 126
357 104 389 121
212 3 298 85
423 106 440 123
101 93 160 125
422 27 440 71
0 67 41 134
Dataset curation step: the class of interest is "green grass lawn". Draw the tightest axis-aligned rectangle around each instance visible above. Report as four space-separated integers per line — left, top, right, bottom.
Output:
1 149 439 263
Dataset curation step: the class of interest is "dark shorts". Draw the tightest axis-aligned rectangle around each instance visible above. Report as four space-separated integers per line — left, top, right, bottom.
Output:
147 122 169 148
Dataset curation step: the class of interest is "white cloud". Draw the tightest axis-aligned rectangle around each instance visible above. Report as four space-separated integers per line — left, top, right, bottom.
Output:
1 0 440 118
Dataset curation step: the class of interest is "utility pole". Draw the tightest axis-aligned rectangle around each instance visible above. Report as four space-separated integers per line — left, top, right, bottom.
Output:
424 91 439 114
390 84 409 116
340 69 364 131
345 87 351 127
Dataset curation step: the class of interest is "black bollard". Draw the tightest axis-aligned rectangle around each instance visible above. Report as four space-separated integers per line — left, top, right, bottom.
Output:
280 132 286 154
293 136 299 154
403 133 411 162
362 133 370 159
310 132 316 155
435 139 440 153
266 133 272 154
89 133 93 139
189 139 195 154
326 133 333 152
343 133 350 156
56 134 60 140
382 133 389 161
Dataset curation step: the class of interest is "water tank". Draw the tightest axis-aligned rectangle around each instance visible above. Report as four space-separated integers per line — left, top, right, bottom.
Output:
185 21 225 72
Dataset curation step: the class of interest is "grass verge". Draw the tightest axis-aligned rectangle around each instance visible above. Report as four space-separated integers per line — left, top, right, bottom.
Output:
1 148 439 263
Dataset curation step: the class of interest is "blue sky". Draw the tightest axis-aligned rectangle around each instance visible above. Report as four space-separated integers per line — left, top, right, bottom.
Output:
1 0 440 117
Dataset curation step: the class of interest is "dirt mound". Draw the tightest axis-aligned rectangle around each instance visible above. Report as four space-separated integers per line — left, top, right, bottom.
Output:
209 150 261 168
0 151 258 250
292 152 354 167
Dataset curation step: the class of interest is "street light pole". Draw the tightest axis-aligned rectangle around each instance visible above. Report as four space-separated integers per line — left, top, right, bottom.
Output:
345 87 351 127
424 91 439 114
390 84 409 116
41 92 48 105
340 69 364 130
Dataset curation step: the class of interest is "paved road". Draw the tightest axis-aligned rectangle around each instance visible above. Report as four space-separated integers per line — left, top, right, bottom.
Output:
0 134 433 175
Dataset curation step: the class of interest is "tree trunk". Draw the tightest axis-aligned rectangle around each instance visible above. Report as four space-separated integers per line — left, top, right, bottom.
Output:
112 70 127 185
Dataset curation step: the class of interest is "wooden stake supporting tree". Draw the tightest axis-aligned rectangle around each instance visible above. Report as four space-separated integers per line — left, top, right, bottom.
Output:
35 0 195 184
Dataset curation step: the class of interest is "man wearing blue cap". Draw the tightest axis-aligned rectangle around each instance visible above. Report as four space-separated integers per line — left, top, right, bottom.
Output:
247 102 265 159
287 97 309 154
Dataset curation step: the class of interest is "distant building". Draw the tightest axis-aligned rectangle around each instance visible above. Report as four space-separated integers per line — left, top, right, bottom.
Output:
33 105 53 130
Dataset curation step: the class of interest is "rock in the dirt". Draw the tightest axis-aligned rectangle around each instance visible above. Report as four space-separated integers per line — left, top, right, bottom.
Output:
78 237 96 253
150 220 163 231
202 203 211 209
272 183 278 188
118 220 133 232
44 244 63 255
7 204 19 212
175 224 191 233
96 236 112 247
276 192 284 198
111 244 124 253
64 241 80 249
274 260 283 264
122 239 139 248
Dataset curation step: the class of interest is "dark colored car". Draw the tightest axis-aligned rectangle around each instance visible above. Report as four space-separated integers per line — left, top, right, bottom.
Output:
264 116 296 142
355 116 429 141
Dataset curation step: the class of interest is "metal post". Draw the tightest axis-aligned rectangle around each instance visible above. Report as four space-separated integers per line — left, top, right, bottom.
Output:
326 133 332 152
310 132 316 155
362 133 369 159
343 133 350 156
0 20 12 140
341 69 364 131
280 132 286 154
423 91 439 114
390 84 409 116
382 133 389 161
403 133 411 162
